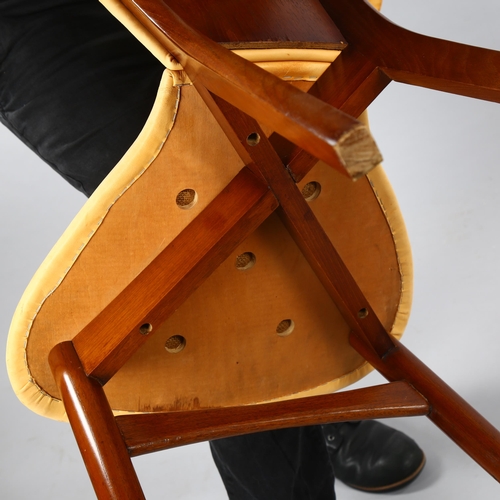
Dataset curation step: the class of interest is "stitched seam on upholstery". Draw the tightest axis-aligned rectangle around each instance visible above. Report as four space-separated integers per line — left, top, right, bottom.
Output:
366 173 406 335
22 84 182 404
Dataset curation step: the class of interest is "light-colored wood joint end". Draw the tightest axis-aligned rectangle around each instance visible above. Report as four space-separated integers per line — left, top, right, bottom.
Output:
334 125 383 180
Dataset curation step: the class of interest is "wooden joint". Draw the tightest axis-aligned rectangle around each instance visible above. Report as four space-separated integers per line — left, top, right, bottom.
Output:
73 167 278 383
49 341 145 499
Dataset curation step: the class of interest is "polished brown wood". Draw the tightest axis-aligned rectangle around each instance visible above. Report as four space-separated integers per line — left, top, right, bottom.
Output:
309 44 391 118
119 0 382 180
273 45 391 181
275 0 500 181
73 167 278 383
322 0 500 102
49 341 145 500
122 0 500 187
159 0 346 49
350 333 500 482
205 93 395 357
117 381 429 457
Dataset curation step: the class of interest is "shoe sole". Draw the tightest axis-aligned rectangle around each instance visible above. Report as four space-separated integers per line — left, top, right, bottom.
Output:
344 453 426 493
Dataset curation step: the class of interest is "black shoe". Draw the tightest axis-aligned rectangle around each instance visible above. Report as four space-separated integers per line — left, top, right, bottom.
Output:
322 420 425 492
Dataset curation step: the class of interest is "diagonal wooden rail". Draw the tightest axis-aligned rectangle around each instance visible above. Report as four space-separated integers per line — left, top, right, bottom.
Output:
120 0 383 180
73 167 278 383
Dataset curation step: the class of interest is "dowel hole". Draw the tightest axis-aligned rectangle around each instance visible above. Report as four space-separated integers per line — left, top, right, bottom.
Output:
139 323 153 335
276 319 295 337
301 181 322 201
176 189 198 209
165 335 186 353
357 308 369 319
235 252 256 270
246 132 261 146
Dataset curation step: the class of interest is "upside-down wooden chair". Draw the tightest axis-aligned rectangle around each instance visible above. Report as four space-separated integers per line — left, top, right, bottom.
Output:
7 0 500 498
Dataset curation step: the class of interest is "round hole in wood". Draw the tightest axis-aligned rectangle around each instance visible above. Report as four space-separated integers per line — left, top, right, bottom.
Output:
246 132 260 146
139 323 153 335
165 335 186 353
235 252 256 270
176 189 198 209
276 319 295 337
357 308 369 319
301 181 321 201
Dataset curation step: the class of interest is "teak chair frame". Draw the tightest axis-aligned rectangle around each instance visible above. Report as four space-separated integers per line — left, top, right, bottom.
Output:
44 0 500 498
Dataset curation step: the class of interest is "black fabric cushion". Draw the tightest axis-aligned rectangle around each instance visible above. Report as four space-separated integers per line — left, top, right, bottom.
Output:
0 0 163 196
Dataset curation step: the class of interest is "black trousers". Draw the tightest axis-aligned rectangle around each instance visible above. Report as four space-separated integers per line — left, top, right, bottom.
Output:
0 2 335 498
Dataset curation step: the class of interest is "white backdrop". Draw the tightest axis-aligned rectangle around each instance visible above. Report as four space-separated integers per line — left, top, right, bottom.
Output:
1 1 500 498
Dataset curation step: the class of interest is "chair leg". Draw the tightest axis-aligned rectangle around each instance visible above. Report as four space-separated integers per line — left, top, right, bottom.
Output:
49 341 145 500
350 332 500 482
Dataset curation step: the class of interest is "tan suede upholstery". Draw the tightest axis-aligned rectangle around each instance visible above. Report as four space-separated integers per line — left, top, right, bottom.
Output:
7 0 411 422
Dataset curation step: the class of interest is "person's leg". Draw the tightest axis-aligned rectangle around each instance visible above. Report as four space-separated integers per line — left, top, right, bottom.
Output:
211 422 425 498
0 0 163 196
210 427 336 500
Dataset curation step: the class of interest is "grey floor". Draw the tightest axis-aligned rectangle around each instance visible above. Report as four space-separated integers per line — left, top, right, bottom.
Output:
2 0 500 498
